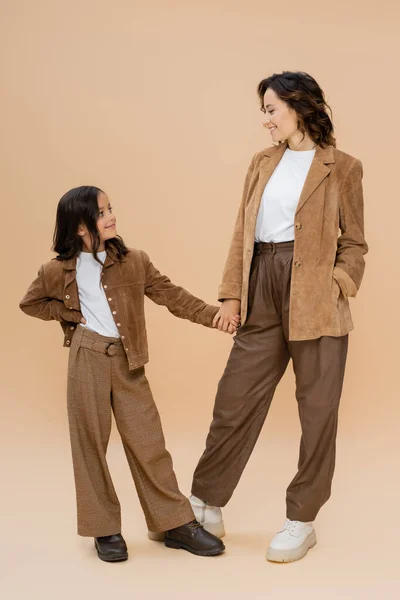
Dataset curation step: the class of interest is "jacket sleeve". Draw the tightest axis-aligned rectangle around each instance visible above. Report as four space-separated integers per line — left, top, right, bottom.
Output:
142 253 218 327
19 265 83 323
218 153 257 302
333 158 368 298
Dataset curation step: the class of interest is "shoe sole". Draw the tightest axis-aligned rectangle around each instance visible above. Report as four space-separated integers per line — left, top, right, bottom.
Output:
266 531 317 563
96 552 129 562
164 538 225 556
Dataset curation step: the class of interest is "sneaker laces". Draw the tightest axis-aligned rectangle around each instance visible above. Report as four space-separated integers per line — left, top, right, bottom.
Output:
283 518 298 533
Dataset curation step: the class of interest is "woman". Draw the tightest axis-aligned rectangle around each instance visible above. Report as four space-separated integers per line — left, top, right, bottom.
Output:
190 71 368 563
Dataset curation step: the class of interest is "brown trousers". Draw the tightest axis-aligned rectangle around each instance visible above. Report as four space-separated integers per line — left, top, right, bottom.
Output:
67 325 194 537
192 241 348 522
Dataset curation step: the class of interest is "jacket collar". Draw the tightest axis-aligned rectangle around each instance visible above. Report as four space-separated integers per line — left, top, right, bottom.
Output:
259 141 334 215
61 246 126 271
263 141 335 164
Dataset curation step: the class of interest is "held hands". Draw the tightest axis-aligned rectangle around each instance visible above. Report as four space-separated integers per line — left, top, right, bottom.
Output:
212 299 241 335
81 311 239 334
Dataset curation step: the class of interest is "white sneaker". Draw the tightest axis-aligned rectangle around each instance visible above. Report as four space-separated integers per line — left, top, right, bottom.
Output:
190 495 225 538
266 519 316 563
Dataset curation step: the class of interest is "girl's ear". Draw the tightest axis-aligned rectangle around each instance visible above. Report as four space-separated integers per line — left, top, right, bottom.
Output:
77 224 86 237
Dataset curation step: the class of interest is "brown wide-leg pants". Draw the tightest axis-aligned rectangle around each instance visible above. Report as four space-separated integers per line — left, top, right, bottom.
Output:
67 325 194 537
192 241 348 522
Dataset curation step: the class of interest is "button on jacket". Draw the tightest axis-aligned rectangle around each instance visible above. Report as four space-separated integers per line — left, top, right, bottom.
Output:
20 248 219 370
219 142 368 341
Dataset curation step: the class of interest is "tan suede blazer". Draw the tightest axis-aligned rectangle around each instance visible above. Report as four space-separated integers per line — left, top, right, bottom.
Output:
218 142 368 341
20 248 218 370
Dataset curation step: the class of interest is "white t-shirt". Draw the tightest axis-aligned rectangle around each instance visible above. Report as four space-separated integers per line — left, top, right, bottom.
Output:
76 250 120 338
255 148 315 243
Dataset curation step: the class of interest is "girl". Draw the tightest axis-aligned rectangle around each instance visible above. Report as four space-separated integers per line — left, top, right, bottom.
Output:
189 71 368 563
20 186 239 562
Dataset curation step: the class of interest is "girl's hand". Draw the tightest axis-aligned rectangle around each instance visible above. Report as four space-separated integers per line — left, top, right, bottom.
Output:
213 299 241 334
227 314 241 335
80 317 87 324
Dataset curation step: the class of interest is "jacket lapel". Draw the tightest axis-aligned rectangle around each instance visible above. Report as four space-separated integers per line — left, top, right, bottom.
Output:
295 145 334 214
251 143 287 215
253 143 335 218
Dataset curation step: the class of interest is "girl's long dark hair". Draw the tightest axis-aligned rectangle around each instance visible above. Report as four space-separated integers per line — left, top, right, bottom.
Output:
257 71 336 148
52 186 129 262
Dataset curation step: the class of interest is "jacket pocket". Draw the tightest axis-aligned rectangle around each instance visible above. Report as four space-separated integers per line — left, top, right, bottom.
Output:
332 277 341 304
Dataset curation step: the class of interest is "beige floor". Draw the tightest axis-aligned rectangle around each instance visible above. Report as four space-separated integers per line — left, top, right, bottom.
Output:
1 401 398 600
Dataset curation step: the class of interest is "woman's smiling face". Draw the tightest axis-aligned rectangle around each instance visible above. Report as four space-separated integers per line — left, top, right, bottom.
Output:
261 87 299 143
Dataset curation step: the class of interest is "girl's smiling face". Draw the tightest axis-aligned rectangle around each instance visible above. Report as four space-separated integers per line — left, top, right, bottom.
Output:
96 192 117 243
78 192 117 252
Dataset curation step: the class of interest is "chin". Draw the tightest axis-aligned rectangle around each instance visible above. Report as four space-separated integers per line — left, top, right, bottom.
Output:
271 134 284 144
103 231 117 242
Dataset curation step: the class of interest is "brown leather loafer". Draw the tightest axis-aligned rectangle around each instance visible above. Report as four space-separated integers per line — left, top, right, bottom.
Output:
164 520 225 556
94 533 128 562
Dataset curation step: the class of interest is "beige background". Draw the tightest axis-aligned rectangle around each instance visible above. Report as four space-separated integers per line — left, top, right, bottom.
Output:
1 1 399 598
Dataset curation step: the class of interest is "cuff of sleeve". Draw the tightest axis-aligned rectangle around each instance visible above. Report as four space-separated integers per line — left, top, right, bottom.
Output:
218 283 242 303
201 305 220 327
333 266 358 298
60 307 83 323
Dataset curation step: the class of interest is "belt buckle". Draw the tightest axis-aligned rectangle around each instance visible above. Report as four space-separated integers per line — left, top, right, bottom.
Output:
106 343 117 356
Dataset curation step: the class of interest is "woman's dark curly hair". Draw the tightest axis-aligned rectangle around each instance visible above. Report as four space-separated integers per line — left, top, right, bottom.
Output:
257 71 336 148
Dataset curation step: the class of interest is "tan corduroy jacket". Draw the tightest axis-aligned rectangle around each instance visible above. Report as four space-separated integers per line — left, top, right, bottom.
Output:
219 142 368 340
20 248 219 370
